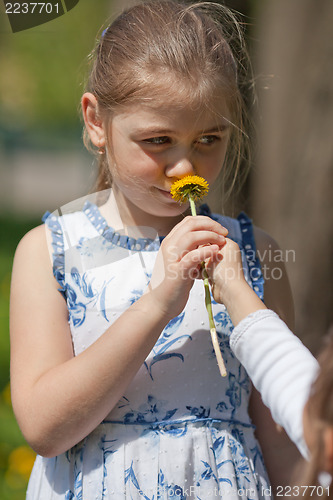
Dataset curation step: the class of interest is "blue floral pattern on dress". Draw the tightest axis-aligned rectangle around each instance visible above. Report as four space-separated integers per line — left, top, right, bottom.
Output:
144 312 189 380
125 462 151 499
26 206 272 500
121 394 178 424
158 471 186 499
66 267 114 325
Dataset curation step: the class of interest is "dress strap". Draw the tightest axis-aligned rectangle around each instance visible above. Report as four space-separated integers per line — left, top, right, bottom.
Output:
42 211 66 300
237 212 265 301
200 205 264 300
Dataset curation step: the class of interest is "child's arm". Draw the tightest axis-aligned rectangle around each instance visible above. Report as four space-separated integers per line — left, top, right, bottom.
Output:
230 309 318 459
206 239 319 458
10 216 227 458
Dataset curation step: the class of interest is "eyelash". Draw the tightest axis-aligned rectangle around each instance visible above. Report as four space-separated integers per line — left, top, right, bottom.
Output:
196 135 220 145
143 136 170 145
143 135 221 146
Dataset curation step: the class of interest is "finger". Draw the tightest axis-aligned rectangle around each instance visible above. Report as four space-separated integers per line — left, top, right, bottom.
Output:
206 251 224 267
172 215 229 238
180 231 226 252
164 235 225 264
180 244 221 270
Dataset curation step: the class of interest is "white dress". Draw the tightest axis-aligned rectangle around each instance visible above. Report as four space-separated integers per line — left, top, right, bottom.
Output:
27 200 271 499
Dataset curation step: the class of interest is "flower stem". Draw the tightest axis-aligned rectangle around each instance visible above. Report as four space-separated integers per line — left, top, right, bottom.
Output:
188 195 227 378
189 196 197 217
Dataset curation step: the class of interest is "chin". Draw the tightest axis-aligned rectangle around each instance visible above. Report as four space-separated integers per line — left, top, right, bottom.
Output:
155 201 189 218
127 192 189 220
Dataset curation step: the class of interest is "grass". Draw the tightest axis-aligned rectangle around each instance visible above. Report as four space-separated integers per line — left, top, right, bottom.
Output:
0 213 39 499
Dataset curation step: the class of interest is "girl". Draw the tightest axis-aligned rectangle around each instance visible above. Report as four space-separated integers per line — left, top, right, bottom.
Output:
10 1 299 498
206 238 331 499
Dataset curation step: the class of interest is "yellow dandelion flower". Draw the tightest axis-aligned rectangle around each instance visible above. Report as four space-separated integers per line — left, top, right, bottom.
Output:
170 175 209 204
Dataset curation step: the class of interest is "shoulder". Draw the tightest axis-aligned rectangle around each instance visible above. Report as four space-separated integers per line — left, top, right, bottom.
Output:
253 225 280 254
252 225 285 274
11 223 68 328
14 224 49 261
253 226 295 329
12 224 54 288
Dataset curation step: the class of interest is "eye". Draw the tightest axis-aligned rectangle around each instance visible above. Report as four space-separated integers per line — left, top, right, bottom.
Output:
196 135 221 146
142 136 171 145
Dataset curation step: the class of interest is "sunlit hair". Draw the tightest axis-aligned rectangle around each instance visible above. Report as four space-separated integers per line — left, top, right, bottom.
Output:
301 335 333 500
82 0 255 201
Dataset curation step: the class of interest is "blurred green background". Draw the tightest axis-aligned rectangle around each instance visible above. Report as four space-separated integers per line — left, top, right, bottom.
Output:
0 1 114 497
0 0 332 498
0 214 37 499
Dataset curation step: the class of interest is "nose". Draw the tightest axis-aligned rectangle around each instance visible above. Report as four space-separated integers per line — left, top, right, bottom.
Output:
165 152 196 179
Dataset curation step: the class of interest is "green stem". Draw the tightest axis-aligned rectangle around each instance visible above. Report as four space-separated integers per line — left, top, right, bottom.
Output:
189 195 197 216
188 194 227 377
202 267 215 330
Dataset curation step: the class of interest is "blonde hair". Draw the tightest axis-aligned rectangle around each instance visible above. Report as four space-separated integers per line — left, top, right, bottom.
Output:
83 0 254 198
301 336 333 500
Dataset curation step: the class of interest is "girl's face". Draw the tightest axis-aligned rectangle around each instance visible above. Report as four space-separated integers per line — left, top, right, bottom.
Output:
106 99 231 230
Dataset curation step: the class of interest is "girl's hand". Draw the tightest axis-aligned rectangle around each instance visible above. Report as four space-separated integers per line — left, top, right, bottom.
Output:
205 238 266 325
205 238 246 305
148 216 228 319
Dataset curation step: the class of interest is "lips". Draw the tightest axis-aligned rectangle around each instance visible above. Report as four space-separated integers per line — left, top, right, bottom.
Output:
156 188 174 200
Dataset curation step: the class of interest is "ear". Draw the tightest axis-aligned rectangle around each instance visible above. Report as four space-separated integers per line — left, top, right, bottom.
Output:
323 426 333 473
81 92 106 148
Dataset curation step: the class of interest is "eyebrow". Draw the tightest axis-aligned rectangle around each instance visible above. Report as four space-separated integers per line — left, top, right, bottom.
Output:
133 127 174 136
133 123 229 136
201 124 230 134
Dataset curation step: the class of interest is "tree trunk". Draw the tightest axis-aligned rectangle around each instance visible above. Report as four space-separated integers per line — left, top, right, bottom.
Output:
252 0 333 353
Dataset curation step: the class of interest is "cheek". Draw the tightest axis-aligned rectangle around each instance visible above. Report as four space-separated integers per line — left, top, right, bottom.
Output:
200 151 227 183
218 137 229 164
113 154 162 187
111 141 160 179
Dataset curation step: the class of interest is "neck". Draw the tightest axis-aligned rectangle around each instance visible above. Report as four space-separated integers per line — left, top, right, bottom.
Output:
102 187 190 237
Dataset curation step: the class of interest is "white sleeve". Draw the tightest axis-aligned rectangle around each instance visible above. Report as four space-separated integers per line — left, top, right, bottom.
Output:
230 309 319 459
